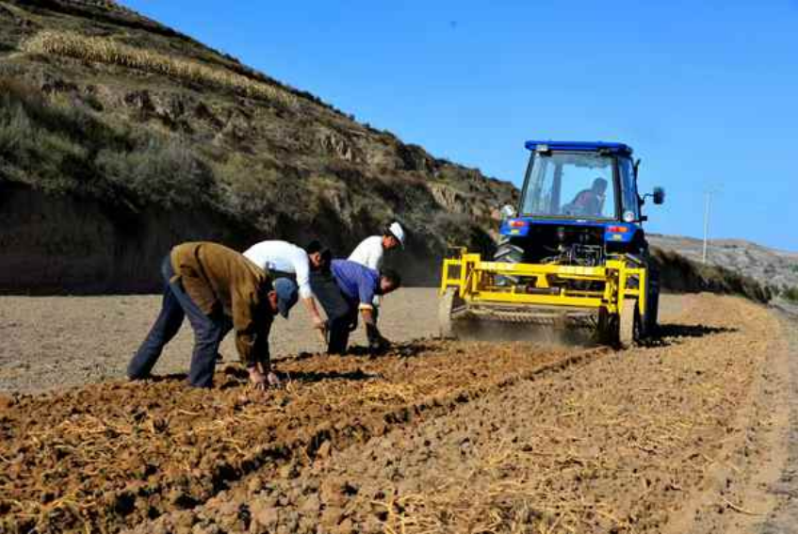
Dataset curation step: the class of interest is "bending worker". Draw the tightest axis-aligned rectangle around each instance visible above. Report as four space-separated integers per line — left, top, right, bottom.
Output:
348 222 405 322
128 241 298 389
243 239 330 337
311 259 402 355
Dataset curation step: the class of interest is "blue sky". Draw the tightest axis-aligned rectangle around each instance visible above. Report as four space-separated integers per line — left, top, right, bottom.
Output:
123 0 798 250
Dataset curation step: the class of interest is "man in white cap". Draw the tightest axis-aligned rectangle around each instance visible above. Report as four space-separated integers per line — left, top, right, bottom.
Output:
349 222 405 271
348 222 405 322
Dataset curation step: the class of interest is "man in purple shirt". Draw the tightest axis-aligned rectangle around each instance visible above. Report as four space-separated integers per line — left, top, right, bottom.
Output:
310 259 402 355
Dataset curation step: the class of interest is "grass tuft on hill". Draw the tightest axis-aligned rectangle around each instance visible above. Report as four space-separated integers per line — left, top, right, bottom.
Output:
21 30 298 108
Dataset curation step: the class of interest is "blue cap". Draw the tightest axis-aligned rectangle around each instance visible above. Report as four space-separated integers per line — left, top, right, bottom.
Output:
273 278 298 318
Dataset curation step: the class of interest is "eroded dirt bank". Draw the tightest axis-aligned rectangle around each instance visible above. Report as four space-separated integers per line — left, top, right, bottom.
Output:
0 294 790 532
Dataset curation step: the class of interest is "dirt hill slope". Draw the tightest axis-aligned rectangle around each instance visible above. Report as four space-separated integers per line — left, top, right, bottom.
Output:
650 234 798 301
0 0 517 292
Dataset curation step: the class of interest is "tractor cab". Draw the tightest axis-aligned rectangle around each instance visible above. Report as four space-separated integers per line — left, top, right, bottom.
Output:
499 141 664 266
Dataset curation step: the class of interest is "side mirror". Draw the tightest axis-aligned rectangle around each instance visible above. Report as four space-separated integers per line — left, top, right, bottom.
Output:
653 187 665 205
500 204 517 219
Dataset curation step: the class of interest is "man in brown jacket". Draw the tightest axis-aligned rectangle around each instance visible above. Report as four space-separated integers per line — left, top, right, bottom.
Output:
127 242 298 389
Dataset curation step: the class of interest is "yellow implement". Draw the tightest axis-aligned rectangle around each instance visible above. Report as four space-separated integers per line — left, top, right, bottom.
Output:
439 248 649 346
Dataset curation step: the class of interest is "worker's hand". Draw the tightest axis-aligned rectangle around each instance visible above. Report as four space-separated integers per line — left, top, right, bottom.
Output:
312 317 328 343
248 367 268 391
368 339 390 356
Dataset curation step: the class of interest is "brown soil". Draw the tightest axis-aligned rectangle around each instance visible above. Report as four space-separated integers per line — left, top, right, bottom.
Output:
0 292 791 533
0 288 439 393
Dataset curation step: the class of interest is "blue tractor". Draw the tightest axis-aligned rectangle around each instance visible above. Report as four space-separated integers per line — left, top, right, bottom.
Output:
439 141 665 346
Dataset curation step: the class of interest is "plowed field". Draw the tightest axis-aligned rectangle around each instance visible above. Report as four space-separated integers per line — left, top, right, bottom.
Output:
0 292 792 533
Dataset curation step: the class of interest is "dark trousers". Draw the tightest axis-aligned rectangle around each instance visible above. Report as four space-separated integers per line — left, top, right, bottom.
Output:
128 256 232 388
310 270 357 354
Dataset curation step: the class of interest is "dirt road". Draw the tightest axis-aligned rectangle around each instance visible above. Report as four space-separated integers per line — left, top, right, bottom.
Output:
0 291 794 533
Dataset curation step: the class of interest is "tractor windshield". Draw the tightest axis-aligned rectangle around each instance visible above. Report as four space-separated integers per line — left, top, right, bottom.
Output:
520 152 618 219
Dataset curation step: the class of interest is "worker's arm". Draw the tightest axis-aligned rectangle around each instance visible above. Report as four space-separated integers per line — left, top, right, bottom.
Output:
236 329 276 390
302 296 325 328
234 296 280 390
360 305 376 327
295 255 326 331
302 296 327 344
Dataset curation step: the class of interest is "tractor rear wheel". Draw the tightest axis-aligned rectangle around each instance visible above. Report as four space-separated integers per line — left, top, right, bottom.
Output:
439 288 464 338
619 298 641 348
493 239 524 286
643 267 660 338
494 240 525 263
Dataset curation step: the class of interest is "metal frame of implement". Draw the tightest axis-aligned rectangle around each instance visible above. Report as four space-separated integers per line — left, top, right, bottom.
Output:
440 248 647 317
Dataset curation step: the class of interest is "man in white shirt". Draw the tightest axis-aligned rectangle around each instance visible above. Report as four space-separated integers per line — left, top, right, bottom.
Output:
348 222 405 324
244 240 328 334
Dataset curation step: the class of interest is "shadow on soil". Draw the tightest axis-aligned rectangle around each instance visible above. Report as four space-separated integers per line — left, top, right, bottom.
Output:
643 323 738 348
344 341 440 360
283 369 380 384
145 372 189 383
657 323 737 339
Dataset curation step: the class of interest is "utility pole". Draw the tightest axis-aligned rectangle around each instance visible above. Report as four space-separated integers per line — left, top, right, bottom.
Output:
702 192 710 264
702 190 717 264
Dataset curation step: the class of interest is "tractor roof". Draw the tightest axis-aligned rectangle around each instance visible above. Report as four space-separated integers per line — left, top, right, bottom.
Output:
524 140 633 155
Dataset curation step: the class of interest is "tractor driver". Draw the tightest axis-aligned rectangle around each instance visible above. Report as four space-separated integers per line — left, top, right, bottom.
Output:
567 177 608 217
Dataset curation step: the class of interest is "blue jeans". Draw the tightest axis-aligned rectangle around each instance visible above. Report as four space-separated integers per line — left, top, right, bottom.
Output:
127 255 232 388
309 270 357 354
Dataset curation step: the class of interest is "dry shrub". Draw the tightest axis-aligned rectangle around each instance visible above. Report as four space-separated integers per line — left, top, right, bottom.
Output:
95 136 214 208
22 30 298 108
783 286 798 303
0 78 214 206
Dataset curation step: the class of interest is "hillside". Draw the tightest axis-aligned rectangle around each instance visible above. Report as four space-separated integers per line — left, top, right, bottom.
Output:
0 0 517 293
650 234 798 300
0 0 782 306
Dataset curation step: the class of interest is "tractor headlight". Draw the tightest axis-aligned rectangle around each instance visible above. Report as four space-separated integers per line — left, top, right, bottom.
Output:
623 211 636 223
